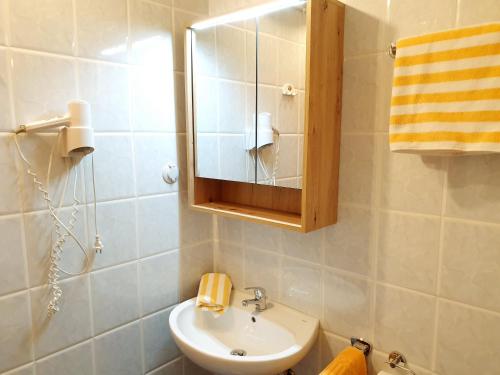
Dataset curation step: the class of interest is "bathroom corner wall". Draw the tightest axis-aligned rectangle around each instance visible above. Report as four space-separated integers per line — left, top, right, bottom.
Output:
211 1 500 375
0 1 213 374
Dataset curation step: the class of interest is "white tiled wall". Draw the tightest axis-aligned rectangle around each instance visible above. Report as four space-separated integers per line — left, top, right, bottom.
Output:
0 1 213 374
212 1 500 375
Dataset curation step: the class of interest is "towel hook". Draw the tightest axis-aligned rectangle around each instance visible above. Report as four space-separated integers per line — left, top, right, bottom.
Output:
389 42 397 59
386 351 416 375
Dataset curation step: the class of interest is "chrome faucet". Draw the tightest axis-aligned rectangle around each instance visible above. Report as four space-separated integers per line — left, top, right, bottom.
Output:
242 287 268 312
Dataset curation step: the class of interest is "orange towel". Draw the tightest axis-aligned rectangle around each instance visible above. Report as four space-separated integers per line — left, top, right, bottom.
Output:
320 347 367 375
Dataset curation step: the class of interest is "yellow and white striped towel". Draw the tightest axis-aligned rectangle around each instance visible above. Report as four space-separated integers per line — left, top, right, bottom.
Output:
390 23 500 154
196 273 232 316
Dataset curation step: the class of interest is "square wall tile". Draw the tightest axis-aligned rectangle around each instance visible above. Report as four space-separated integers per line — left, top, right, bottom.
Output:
91 263 140 334
142 307 180 372
215 242 244 290
0 135 21 215
244 247 281 300
436 301 500 375
0 292 33 373
280 257 322 317
31 275 92 358
24 207 87 288
0 216 26 296
374 285 436 368
140 251 179 316
243 221 281 253
91 199 138 270
378 211 440 294
78 61 130 132
458 0 500 25
388 0 457 40
342 54 392 133
380 141 445 215
137 194 180 257
174 0 209 14
9 0 74 54
0 50 12 131
217 216 243 244
94 322 142 375
179 192 213 246
281 229 322 264
339 134 378 206
88 135 135 202
325 205 375 277
446 155 500 223
134 134 180 196
441 220 500 313
343 0 388 57
323 269 373 340
179 242 213 300
130 0 173 65
148 358 183 375
76 0 128 62
11 51 76 126
35 342 93 375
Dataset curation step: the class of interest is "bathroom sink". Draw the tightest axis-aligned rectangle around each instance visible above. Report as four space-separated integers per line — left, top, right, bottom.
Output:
169 290 319 375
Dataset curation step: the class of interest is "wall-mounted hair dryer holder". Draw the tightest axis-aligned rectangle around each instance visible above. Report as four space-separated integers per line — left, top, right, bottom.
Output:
16 100 95 158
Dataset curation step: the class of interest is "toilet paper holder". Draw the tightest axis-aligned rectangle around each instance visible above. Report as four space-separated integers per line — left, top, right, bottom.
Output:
386 351 416 374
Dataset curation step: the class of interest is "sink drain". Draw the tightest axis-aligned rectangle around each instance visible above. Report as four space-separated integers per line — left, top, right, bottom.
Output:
230 349 247 356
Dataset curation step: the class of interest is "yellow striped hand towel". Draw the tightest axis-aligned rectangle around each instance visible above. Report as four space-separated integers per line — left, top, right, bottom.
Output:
196 273 232 316
390 23 500 154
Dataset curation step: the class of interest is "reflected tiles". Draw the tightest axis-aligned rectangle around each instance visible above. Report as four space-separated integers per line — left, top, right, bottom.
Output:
0 49 12 131
278 39 301 88
280 257 321 317
195 77 218 133
11 51 76 127
219 135 248 182
323 269 373 341
142 307 180 372
91 263 140 335
0 215 26 296
9 0 74 54
139 251 180 316
325 205 375 277
374 285 436 368
35 341 93 375
196 134 219 179
94 322 142 375
216 25 246 81
377 211 440 294
441 220 500 313
30 275 92 358
0 292 33 373
78 61 130 132
76 0 128 62
436 300 500 375
218 80 246 133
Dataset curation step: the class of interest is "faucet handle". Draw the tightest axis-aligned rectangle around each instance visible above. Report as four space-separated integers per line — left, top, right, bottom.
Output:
245 286 266 299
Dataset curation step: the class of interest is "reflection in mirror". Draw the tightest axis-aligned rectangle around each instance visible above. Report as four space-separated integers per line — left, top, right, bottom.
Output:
191 2 306 189
254 4 307 189
192 19 257 184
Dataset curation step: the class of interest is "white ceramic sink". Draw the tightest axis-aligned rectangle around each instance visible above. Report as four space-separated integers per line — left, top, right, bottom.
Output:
169 290 319 375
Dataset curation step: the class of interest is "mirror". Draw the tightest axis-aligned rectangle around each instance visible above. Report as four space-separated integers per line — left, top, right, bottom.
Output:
190 3 307 189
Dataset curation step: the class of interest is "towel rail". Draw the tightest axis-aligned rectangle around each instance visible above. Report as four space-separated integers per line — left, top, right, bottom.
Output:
350 337 371 357
389 42 397 59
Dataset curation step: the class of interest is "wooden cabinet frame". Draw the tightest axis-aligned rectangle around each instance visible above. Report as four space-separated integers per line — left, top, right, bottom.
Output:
185 0 344 233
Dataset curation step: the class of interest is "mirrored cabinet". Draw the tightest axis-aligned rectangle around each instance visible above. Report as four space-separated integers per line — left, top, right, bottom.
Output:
185 0 344 232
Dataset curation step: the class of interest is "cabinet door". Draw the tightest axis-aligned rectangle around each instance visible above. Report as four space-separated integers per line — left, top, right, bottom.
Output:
191 20 258 183
255 4 307 189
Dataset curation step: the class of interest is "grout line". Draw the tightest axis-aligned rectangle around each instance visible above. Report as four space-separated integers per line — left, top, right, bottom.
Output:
431 156 450 371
